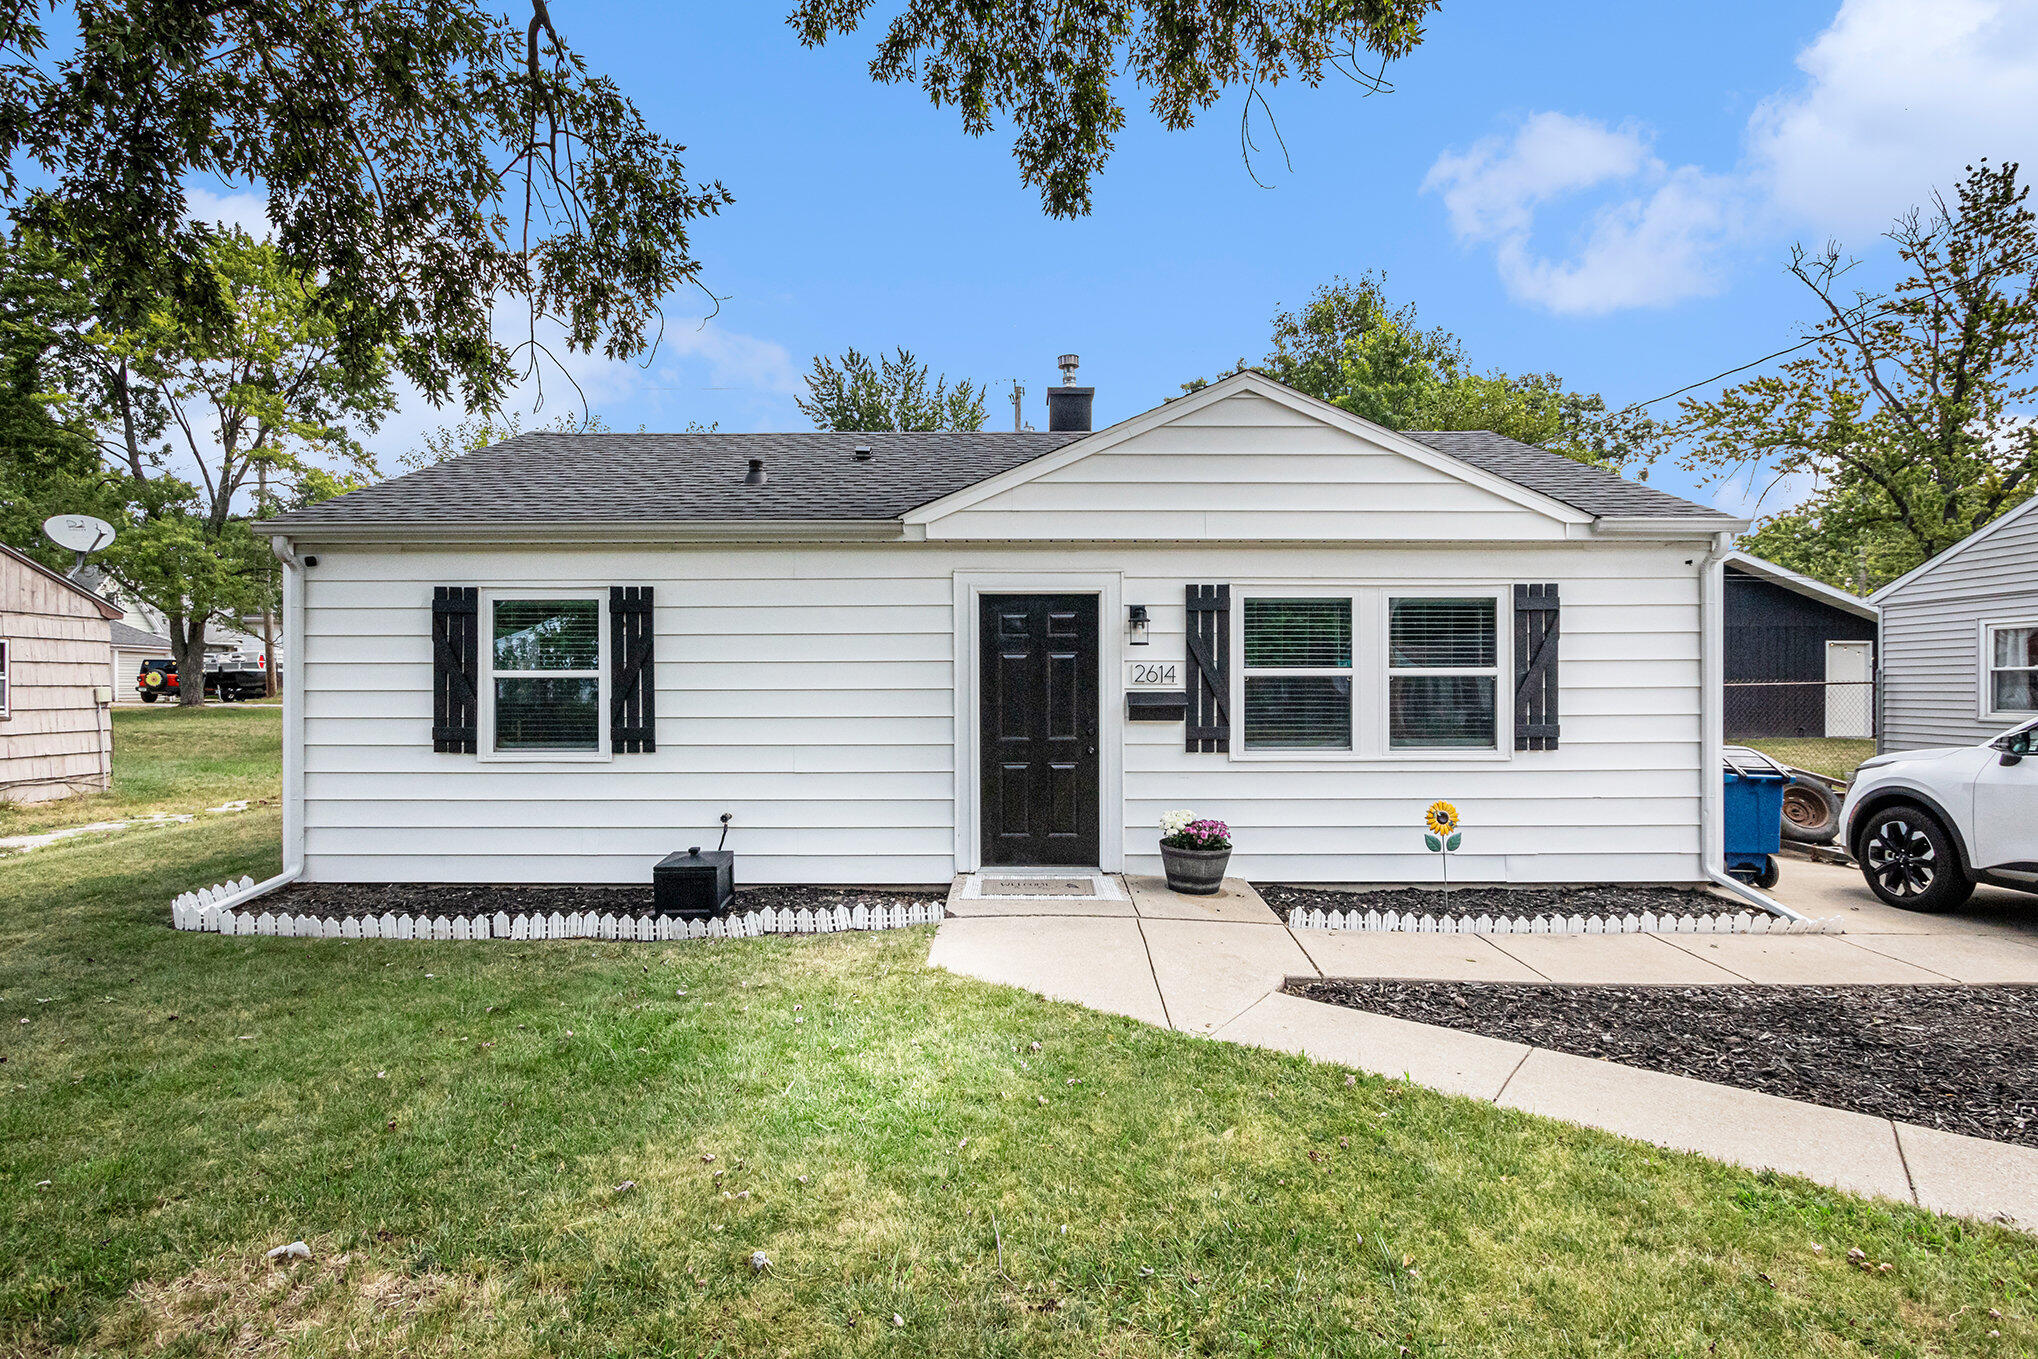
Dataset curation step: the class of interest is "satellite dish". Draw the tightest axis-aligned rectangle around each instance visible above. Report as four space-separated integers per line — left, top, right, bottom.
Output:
44 514 116 554
43 514 117 582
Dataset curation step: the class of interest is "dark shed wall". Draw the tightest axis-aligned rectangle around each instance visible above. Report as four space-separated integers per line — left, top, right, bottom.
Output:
1723 568 1877 739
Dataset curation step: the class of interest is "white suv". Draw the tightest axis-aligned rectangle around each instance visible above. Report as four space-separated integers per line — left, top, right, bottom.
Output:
1840 719 2038 911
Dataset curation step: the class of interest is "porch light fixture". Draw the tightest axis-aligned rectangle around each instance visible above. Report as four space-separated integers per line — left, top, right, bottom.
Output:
1127 604 1150 645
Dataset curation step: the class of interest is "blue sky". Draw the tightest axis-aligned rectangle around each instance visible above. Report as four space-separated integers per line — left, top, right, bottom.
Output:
192 2 2038 516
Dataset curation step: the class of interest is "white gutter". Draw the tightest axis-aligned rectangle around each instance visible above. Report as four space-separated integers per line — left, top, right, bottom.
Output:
210 536 309 912
1710 868 1806 921
1592 513 1750 538
1694 530 1803 920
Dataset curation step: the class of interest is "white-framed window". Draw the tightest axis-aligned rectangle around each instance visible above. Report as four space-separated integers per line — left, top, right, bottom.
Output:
478 589 609 760
1984 618 2038 719
1236 586 1508 759
0 638 10 719
1388 594 1500 750
1241 597 1353 750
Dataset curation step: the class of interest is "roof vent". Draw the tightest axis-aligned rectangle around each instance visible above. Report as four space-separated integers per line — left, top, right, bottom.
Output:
744 458 767 485
853 445 872 461
1047 353 1094 433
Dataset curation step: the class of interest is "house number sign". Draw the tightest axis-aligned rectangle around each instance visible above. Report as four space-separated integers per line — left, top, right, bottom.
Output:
1126 660 1180 688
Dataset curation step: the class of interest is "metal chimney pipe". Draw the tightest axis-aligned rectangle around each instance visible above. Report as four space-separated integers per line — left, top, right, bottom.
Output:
744 458 767 485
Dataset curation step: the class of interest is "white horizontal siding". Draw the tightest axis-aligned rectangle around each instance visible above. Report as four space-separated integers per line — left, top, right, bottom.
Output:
919 393 1574 542
293 539 1709 885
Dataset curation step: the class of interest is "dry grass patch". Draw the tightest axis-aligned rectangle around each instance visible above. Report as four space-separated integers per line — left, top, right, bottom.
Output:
93 1248 538 1358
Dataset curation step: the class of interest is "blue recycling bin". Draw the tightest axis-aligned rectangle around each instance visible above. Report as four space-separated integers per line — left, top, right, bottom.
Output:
1722 747 1788 888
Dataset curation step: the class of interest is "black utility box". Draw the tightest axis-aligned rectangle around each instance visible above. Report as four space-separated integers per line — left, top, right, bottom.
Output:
654 847 735 919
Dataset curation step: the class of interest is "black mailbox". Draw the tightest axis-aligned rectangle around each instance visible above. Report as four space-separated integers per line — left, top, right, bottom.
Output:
654 847 735 919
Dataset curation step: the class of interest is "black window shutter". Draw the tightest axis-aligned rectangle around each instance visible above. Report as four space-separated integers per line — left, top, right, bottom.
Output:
1185 584 1231 752
432 586 480 753
610 586 656 753
1514 583 1560 751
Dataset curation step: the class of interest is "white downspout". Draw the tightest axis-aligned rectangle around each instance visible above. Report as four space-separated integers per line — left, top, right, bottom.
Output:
213 537 307 911
1697 532 1804 920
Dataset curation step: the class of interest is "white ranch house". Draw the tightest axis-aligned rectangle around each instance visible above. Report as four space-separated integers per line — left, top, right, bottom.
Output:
260 369 1748 888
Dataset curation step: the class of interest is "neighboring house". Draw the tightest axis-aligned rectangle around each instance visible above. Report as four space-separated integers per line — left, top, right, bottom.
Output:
1721 551 1878 742
1872 495 2038 752
259 367 1748 887
109 621 174 702
0 543 123 804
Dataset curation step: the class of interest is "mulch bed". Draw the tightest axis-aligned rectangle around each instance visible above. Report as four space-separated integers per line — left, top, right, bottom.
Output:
1259 883 1746 923
1286 979 2038 1147
266 882 945 921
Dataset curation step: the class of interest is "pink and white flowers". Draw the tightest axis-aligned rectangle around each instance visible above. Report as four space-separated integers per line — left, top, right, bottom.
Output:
1159 811 1231 852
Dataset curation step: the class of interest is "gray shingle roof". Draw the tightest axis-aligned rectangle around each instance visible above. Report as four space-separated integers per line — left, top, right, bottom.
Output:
262 431 1087 528
262 421 1725 532
1401 430 1722 519
111 621 171 650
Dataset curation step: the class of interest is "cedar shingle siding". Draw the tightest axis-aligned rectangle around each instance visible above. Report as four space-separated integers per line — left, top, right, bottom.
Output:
1 547 116 803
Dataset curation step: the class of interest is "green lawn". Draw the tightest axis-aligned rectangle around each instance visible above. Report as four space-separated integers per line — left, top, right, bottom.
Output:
0 704 281 837
2 813 2034 1356
1743 737 1879 782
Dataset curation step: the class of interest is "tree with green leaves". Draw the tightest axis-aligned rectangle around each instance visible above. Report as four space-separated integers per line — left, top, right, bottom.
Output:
1675 160 2038 591
0 388 101 557
1 2 1438 408
798 348 988 432
1191 274 1652 467
790 3 1438 219
6 227 393 703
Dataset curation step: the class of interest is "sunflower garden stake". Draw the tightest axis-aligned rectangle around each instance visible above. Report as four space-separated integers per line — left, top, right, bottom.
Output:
1424 802 1462 907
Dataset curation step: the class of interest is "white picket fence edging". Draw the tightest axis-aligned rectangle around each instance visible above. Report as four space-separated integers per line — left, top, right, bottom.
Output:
170 877 943 940
1287 906 1844 936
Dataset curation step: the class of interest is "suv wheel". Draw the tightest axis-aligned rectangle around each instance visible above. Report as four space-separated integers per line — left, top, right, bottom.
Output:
1858 805 1974 912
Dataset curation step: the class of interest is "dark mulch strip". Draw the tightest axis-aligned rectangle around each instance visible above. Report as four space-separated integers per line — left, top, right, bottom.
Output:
267 882 945 921
1286 979 2038 1148
1259 883 1745 922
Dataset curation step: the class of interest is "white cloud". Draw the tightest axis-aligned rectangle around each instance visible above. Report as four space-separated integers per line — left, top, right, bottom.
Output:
182 184 274 238
656 321 801 395
1427 0 2038 313
1424 112 1652 241
1422 114 1741 315
1750 0 2038 236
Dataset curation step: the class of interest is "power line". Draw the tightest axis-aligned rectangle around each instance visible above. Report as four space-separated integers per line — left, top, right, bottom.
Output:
1634 293 1916 409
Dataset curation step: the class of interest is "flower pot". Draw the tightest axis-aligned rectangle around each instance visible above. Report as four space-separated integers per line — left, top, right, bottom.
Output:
1160 843 1231 895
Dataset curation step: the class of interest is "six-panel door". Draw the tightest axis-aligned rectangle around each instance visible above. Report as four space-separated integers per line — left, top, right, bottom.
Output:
979 594 1101 866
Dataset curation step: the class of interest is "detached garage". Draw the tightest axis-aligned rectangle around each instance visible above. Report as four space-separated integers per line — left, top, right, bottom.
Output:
1722 552 1878 743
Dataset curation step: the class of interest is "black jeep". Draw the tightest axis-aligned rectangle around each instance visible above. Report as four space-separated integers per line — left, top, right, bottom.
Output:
135 657 268 702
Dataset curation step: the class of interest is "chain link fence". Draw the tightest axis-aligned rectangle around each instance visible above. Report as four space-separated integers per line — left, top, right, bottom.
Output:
1726 678 1876 779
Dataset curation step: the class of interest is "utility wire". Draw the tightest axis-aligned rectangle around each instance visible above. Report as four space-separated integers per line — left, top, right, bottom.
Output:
1633 292 1917 409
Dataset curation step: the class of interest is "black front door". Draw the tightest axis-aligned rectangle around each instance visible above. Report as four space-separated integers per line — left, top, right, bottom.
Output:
980 594 1101 866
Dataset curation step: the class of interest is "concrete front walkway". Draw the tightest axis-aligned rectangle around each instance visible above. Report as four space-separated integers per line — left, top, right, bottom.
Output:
928 861 2038 1230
